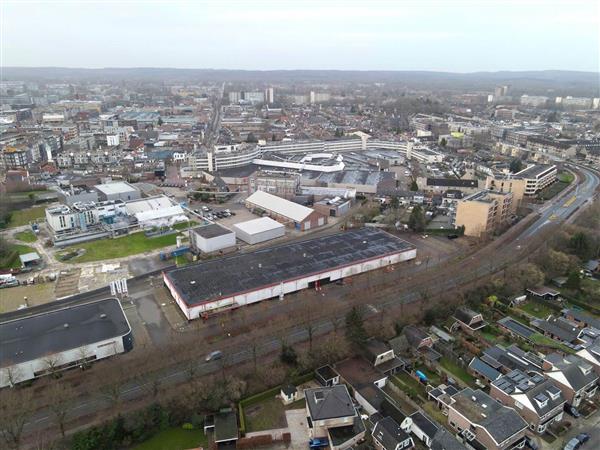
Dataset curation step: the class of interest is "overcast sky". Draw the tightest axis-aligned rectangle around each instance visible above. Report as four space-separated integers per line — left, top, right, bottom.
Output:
1 0 598 72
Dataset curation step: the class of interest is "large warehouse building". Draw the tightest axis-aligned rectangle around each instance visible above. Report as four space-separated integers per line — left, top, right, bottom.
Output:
163 228 416 320
0 298 133 388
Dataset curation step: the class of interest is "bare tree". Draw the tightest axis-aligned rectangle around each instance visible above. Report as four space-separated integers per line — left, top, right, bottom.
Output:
1 365 23 388
47 382 76 438
0 388 33 449
41 354 63 379
76 345 92 370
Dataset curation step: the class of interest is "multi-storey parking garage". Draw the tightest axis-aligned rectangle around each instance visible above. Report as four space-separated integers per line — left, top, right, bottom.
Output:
163 228 417 320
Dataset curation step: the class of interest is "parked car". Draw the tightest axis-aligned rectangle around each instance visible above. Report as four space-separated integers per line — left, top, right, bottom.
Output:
564 438 581 450
309 438 329 449
564 404 581 418
205 350 222 362
576 433 590 444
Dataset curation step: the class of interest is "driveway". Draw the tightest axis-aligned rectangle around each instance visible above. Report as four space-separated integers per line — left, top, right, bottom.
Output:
285 409 309 450
548 412 600 450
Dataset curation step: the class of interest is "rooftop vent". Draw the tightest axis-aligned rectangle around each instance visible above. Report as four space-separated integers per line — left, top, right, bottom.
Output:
100 313 107 319
190 280 196 285
64 323 69 328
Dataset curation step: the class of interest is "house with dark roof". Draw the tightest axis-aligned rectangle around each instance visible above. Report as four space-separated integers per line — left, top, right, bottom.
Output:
372 416 415 450
562 308 600 331
446 388 528 450
303 385 366 450
497 317 536 341
409 411 439 447
543 353 598 407
430 427 468 450
336 356 388 415
481 344 544 375
490 370 565 434
452 307 487 334
526 286 560 301
531 316 583 345
468 357 502 384
365 339 405 375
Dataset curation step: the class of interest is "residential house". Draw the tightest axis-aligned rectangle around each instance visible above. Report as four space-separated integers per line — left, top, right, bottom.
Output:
543 353 598 407
372 416 415 450
530 316 582 346
410 411 439 447
336 357 388 415
304 385 366 450
481 344 544 375
430 427 469 450
452 307 487 334
577 338 600 375
468 357 502 384
445 388 528 450
562 309 600 331
365 339 406 376
490 370 565 434
526 286 560 302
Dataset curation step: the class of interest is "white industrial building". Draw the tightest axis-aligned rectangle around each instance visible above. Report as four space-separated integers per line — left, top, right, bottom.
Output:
125 196 186 227
189 224 236 253
0 298 133 388
245 190 327 231
514 164 557 195
94 181 141 202
232 217 285 244
164 228 416 319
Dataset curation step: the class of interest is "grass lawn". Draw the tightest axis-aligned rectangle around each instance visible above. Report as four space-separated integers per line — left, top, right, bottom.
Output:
480 324 502 343
243 396 287 433
393 372 427 398
6 206 46 228
422 402 450 430
14 230 37 243
0 243 36 270
64 231 183 263
558 172 574 183
517 301 556 319
439 358 476 387
530 333 575 354
133 427 207 450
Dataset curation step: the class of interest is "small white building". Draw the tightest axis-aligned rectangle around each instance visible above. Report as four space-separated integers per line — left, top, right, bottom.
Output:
232 217 285 245
190 224 236 253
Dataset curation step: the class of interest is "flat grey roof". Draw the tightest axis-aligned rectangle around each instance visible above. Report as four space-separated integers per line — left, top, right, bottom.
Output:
166 228 413 307
0 298 131 367
192 223 233 239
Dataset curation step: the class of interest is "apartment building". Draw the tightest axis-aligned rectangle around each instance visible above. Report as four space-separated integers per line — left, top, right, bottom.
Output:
514 164 557 196
454 190 513 237
490 370 565 434
445 388 528 450
485 175 527 211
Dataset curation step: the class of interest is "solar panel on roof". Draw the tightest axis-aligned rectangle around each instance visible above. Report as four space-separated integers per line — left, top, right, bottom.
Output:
531 374 544 384
534 393 548 403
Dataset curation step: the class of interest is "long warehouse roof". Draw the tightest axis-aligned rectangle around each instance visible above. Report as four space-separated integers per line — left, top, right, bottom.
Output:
0 298 131 367
245 190 314 222
165 228 414 307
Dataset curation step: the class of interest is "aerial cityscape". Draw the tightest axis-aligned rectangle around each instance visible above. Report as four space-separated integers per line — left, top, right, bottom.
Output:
0 1 599 450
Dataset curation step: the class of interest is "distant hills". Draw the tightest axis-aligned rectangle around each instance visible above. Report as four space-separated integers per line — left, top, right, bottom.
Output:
3 67 599 96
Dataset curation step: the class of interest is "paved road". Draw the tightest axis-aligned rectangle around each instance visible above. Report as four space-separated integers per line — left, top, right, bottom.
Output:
15 164 600 440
